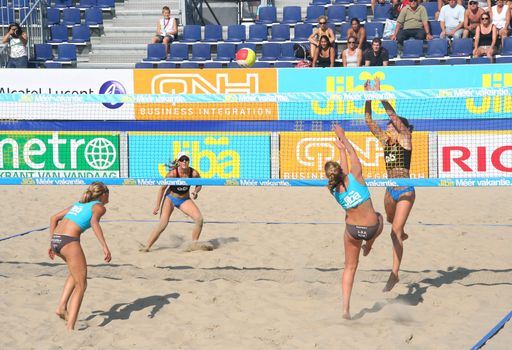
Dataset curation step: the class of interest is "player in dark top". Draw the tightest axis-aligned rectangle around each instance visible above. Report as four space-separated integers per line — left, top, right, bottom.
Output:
364 78 415 292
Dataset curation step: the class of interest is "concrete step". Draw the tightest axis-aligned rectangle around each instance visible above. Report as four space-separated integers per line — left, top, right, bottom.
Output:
78 62 136 68
87 53 145 63
92 43 148 50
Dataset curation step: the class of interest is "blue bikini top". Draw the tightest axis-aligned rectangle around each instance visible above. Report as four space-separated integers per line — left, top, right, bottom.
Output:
332 173 371 210
63 200 101 231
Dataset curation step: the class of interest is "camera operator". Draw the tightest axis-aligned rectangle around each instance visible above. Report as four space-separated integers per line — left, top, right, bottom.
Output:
2 23 28 68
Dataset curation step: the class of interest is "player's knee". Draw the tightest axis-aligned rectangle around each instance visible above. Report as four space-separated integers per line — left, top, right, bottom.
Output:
195 216 204 227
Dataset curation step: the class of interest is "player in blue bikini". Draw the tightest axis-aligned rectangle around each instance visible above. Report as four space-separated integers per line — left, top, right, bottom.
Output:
140 152 204 252
48 182 111 330
364 78 415 292
325 125 384 320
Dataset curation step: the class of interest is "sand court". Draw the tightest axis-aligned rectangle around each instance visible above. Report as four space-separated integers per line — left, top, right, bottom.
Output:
0 185 511 349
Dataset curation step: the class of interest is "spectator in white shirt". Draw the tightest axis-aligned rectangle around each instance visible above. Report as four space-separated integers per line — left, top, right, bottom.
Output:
439 0 465 39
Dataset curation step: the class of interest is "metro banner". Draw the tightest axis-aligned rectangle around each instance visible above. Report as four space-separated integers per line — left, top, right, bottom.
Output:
132 69 278 120
279 132 429 180
0 132 120 178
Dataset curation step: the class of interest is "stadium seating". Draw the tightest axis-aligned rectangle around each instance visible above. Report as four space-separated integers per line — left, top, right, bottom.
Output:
135 62 154 68
382 40 398 59
0 7 15 25
45 62 64 68
420 59 441 65
13 0 29 8
69 24 91 44
501 37 512 55
190 43 211 61
348 5 367 23
47 8 61 25
143 43 167 61
180 62 200 68
62 8 81 26
247 24 268 42
281 6 301 24
293 23 312 41
253 61 272 68
78 0 97 9
53 0 73 8
225 25 246 42
327 6 346 24
33 43 54 62
157 62 177 68
445 57 467 65
469 57 491 64
204 62 223 68
425 38 448 58
304 6 325 24
181 25 202 42
213 43 236 61
237 43 257 52
401 39 423 58
394 59 416 66
84 7 103 27
373 3 393 21
274 61 295 67
365 22 384 40
496 56 512 63
429 21 442 38
423 2 438 21
48 24 69 43
168 43 189 61
260 43 281 61
54 43 77 63
269 24 290 41
310 0 330 5
203 24 223 42
450 38 473 57
256 7 277 24
279 42 297 60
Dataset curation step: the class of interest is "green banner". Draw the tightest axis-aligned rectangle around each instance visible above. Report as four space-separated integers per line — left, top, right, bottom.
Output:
0 132 120 178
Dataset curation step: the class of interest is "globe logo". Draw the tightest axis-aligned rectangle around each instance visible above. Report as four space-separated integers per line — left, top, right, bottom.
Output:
85 138 117 170
99 80 126 109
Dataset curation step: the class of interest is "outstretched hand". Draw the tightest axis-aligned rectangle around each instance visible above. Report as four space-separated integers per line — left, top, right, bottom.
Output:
374 77 381 91
364 80 371 91
334 124 346 139
334 139 345 150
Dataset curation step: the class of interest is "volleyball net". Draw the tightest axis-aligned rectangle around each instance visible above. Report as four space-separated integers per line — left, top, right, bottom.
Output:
0 87 511 186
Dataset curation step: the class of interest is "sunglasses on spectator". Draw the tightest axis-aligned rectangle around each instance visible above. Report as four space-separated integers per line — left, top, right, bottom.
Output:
348 41 356 44
469 1 477 4
319 21 327 24
481 16 489 20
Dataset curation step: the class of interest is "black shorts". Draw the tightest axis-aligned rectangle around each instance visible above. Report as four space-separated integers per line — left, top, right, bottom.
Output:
156 34 174 43
51 234 80 254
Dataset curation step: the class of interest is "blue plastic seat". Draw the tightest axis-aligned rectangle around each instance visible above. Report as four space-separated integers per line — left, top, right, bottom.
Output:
426 38 448 58
78 0 97 8
135 62 154 68
157 62 177 68
394 59 416 66
190 43 211 61
168 43 189 61
69 24 91 43
423 2 438 21
55 44 77 62
501 37 512 55
274 61 295 67
48 24 69 43
260 43 281 61
356 0 371 4
143 43 167 61
257 6 277 24
180 62 200 68
469 57 492 64
279 42 297 60
33 43 54 61
304 5 325 24
373 3 392 21
270 24 290 41
334 0 351 4
365 22 384 40
13 0 29 8
450 38 473 57
84 7 103 26
203 24 223 42
62 8 81 26
445 57 467 65
310 0 330 5
496 56 512 63
0 7 15 25
327 5 346 24
348 5 367 23
214 43 236 61
181 25 201 42
281 6 301 24
225 24 246 42
293 23 313 41
339 22 350 41
204 62 223 68
97 0 115 8
382 39 398 59
0 0 8 5
45 62 64 68
47 8 61 25
401 39 423 58
420 58 441 65
429 21 442 38
253 61 272 68
247 24 268 42
53 0 73 8
237 43 257 52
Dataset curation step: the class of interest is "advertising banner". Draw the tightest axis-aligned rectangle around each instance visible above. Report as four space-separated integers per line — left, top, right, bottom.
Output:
0 132 120 177
279 132 429 179
133 69 278 120
128 133 271 179
277 65 512 120
438 132 512 178
0 70 134 120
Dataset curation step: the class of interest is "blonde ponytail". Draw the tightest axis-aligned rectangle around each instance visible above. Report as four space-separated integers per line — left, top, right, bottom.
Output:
80 182 109 203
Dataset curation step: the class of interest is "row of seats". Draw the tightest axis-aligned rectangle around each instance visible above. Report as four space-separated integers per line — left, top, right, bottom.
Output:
49 0 114 9
33 42 77 63
0 6 37 25
170 21 445 44
47 7 103 26
48 23 92 44
135 55 512 69
141 37 512 63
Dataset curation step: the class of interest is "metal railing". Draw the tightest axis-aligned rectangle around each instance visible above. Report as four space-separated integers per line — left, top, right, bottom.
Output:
1 0 47 67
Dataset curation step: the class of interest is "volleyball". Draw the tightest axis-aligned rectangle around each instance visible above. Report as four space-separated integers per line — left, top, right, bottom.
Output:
235 48 256 68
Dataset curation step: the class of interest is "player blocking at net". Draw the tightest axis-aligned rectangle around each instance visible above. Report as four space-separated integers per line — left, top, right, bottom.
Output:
324 125 384 320
364 78 415 293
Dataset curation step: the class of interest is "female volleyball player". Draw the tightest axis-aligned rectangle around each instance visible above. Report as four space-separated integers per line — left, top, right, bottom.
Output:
140 152 204 252
48 182 111 330
364 78 415 292
325 125 384 320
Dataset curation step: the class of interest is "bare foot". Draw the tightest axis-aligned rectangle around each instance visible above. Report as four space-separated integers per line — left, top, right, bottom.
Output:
402 233 409 241
138 243 150 252
343 312 351 320
362 243 372 257
383 272 399 292
55 308 68 321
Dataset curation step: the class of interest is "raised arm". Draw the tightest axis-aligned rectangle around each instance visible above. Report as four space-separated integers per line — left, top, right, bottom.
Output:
90 204 111 262
334 125 362 177
363 80 387 144
374 78 410 135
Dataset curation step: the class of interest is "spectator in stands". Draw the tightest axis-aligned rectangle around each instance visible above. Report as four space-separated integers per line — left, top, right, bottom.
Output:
152 6 177 56
476 0 491 13
391 0 432 46
490 0 510 47
364 38 389 66
439 0 465 39
347 18 369 53
435 0 464 20
256 0 273 21
393 0 410 19
342 35 363 67
473 13 497 61
308 16 336 62
463 1 485 38
312 35 335 67
2 23 28 68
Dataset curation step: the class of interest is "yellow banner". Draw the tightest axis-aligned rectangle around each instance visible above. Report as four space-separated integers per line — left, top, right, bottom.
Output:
133 69 278 120
279 132 429 179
